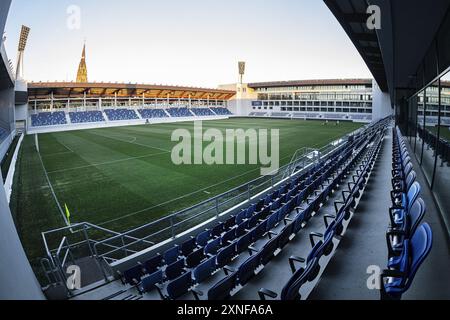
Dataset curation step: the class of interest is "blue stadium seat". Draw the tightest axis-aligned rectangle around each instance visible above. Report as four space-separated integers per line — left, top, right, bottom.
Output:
196 230 212 247
180 237 197 257
193 256 217 284
186 248 206 268
204 238 221 257
140 270 164 295
163 246 180 265
121 265 145 286
165 259 186 281
259 257 320 300
143 254 163 275
237 251 262 286
166 271 194 300
217 243 237 269
381 223 433 300
207 272 237 300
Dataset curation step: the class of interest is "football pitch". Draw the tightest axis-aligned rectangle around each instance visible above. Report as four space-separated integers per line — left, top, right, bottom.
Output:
10 118 362 268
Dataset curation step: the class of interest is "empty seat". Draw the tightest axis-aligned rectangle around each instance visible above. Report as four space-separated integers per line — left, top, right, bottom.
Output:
237 251 262 286
140 270 164 294
181 237 197 257
186 248 206 268
217 243 237 269
163 246 180 265
193 256 217 284
196 230 212 247
122 265 144 285
208 273 237 300
143 254 163 274
165 259 186 281
381 223 433 300
166 271 193 300
204 238 221 257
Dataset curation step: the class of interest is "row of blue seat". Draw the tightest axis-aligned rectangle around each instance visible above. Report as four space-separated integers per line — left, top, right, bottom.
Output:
31 112 67 127
256 120 388 300
138 109 168 119
69 111 105 123
380 127 433 300
104 109 139 121
116 133 367 300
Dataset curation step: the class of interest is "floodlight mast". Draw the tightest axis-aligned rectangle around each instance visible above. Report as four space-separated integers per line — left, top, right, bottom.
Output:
16 25 30 80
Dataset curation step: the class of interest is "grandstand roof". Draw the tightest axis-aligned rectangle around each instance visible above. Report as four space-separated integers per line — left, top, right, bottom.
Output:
27 82 236 100
247 79 372 89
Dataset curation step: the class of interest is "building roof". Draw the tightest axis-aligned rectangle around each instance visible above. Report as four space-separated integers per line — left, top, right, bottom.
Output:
247 78 372 89
324 0 388 92
27 82 236 100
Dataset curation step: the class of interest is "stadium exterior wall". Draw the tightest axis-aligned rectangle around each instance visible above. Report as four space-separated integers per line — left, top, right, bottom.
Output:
0 0 46 300
372 80 393 121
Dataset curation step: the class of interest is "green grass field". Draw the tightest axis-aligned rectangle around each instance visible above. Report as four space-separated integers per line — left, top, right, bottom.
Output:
10 118 362 276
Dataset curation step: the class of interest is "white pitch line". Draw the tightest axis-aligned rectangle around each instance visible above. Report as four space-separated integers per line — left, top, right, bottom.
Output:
88 130 171 153
47 151 170 174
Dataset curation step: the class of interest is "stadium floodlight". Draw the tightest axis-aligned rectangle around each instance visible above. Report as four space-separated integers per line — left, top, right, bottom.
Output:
18 25 30 52
16 25 31 79
238 61 246 84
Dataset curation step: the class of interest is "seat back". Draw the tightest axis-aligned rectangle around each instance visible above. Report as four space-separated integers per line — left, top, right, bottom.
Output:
181 237 197 257
406 182 421 211
236 232 252 254
141 270 163 293
237 252 261 286
194 256 217 284
261 236 279 266
208 273 237 300
167 271 192 300
404 223 433 291
281 258 319 300
196 230 212 247
165 259 185 281
144 254 162 275
236 220 249 238
186 248 205 268
211 223 224 238
163 246 180 265
123 265 144 285
217 243 237 268
407 198 426 237
204 238 221 256
221 228 236 246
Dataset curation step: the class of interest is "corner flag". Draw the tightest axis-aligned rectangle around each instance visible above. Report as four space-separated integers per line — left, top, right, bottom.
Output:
65 203 71 225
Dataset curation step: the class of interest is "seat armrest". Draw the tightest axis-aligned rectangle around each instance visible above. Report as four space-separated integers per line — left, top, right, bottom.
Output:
191 288 204 301
289 255 305 274
258 288 278 300
309 232 324 247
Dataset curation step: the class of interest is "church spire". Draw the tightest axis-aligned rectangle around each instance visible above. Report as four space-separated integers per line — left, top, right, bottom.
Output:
76 42 88 83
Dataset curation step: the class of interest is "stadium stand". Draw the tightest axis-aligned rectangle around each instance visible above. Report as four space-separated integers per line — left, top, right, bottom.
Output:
138 109 168 119
166 108 192 118
190 108 215 117
100 118 394 301
249 112 267 117
380 127 433 300
69 111 105 124
104 109 139 121
31 112 67 127
211 107 232 116
0 127 7 142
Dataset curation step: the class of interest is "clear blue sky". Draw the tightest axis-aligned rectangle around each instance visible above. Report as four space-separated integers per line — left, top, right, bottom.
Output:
4 0 371 88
